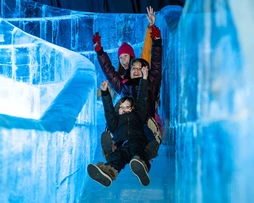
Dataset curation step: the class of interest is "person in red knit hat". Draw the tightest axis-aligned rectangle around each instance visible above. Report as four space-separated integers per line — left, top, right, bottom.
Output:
117 42 136 77
118 42 135 58
93 7 155 81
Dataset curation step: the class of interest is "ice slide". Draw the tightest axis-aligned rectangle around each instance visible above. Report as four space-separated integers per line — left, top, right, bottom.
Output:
1 0 254 202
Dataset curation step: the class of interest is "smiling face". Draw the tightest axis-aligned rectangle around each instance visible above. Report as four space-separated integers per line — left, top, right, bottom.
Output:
130 61 143 79
119 53 131 70
118 100 133 115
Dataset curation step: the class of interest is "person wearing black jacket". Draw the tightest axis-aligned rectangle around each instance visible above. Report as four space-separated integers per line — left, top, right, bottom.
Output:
87 66 151 187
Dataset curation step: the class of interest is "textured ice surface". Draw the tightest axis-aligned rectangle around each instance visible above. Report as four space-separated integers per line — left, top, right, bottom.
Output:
1 0 254 202
0 18 97 202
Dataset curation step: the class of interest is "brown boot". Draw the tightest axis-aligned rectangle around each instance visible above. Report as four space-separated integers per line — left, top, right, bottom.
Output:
147 117 162 144
97 162 118 180
87 162 118 187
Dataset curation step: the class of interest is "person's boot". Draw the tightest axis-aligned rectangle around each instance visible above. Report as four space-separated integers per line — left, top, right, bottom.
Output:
147 117 162 144
87 162 118 187
101 131 114 162
130 156 150 186
144 140 160 160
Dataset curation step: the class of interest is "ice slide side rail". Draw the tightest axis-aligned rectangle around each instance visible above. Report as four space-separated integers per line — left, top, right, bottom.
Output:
0 19 97 132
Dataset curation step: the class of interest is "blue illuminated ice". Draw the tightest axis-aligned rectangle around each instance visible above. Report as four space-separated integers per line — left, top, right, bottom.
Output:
0 18 97 202
0 76 40 118
1 0 254 202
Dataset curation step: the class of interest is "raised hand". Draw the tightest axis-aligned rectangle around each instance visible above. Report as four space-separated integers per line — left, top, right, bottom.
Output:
92 32 102 52
146 6 156 27
142 66 149 80
100 80 109 91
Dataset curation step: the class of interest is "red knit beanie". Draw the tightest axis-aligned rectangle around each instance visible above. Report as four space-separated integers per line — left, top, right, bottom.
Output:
118 42 135 58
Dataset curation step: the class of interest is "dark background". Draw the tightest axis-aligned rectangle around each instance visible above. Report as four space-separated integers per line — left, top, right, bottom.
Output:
33 0 185 13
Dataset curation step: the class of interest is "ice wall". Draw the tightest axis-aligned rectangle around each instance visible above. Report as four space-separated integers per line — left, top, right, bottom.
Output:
0 19 97 202
170 1 254 202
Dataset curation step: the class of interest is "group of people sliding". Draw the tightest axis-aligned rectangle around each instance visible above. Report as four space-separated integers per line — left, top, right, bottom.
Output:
87 6 163 187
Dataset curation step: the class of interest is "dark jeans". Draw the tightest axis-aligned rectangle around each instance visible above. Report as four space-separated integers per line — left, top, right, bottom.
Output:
106 138 150 173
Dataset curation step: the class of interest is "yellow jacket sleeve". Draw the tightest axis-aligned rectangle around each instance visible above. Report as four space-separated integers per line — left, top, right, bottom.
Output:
140 27 152 65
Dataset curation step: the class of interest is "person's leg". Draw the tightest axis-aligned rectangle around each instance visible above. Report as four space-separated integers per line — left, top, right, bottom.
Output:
144 122 160 161
128 139 151 186
144 123 156 142
87 142 130 187
101 130 115 162
105 141 131 172
100 124 119 162
146 116 162 144
128 138 148 164
154 109 163 136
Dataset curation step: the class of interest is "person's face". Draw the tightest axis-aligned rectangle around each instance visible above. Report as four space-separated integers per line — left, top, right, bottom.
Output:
119 54 131 70
130 61 142 79
118 100 132 115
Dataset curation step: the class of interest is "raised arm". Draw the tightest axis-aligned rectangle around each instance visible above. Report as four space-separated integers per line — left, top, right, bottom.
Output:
136 66 149 123
149 25 162 97
140 6 155 65
101 80 118 133
93 32 124 94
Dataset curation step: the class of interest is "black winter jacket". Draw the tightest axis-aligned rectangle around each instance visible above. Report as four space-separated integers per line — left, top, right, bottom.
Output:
101 79 149 147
